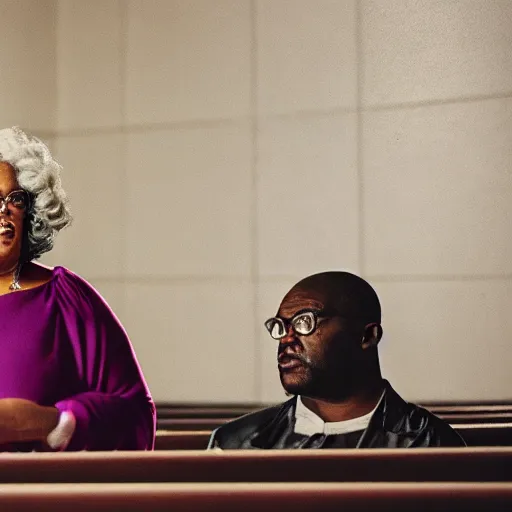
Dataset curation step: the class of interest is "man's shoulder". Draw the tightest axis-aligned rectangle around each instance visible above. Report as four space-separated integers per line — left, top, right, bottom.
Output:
208 402 288 449
381 383 466 447
392 399 466 446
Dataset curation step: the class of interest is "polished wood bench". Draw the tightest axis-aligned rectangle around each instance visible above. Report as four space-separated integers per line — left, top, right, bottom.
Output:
156 414 512 431
427 405 512 414
156 418 229 431
438 413 512 424
0 482 510 511
0 448 509 483
155 402 512 421
455 423 512 446
154 423 512 449
155 431 210 450
157 406 254 419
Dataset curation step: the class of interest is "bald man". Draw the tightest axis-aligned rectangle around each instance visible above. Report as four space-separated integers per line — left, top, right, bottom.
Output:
208 271 465 449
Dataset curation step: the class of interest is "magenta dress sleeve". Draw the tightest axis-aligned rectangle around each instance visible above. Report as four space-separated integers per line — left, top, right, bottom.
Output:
52 269 155 451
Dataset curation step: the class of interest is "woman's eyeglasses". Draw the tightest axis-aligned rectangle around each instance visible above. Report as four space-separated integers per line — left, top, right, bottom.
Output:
0 189 30 212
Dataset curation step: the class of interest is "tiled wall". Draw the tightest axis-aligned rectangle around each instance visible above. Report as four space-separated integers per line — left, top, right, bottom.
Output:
4 0 512 403
0 1 56 134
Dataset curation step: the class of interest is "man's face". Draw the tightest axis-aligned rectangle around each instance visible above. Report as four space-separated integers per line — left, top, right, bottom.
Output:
275 286 363 400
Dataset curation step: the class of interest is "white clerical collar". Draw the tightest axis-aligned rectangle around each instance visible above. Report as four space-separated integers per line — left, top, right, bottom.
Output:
294 391 385 436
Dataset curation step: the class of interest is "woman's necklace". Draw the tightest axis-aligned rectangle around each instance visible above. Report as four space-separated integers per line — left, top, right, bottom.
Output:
0 263 22 291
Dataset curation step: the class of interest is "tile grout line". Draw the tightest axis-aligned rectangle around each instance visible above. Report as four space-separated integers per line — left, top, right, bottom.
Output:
118 0 128 321
366 274 512 284
46 92 512 139
366 90 512 113
52 2 62 138
91 276 255 284
88 274 512 285
52 0 59 137
52 117 253 138
250 0 261 403
355 0 365 276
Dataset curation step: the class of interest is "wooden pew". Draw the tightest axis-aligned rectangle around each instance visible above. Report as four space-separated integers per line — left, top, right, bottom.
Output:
438 413 512 424
156 402 255 413
153 422 512 450
0 448 510 484
155 414 512 431
0 482 511 511
156 418 228 431
155 404 512 431
155 402 512 420
428 405 512 414
456 423 512 446
155 431 211 450
157 407 254 419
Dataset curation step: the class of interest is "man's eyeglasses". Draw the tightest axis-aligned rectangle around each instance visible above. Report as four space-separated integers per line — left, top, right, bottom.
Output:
265 310 325 340
0 190 30 213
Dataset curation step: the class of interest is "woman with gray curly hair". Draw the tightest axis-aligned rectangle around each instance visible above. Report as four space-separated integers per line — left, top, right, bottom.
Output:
0 127 155 451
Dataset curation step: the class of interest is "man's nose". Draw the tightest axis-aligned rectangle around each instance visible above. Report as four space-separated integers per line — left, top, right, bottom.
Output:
0 201 8 214
279 324 298 346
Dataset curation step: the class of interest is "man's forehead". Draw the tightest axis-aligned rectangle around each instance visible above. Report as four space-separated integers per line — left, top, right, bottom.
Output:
277 287 329 317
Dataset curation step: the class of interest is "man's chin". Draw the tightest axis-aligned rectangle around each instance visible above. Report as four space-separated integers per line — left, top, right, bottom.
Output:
280 373 312 396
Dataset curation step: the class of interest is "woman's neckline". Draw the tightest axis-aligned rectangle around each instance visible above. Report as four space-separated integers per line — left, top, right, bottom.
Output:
0 265 63 299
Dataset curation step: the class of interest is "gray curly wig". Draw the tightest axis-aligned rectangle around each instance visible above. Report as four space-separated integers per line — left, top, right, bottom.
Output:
0 127 72 261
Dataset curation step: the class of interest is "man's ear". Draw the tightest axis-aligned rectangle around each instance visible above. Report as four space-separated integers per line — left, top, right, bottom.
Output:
361 323 382 350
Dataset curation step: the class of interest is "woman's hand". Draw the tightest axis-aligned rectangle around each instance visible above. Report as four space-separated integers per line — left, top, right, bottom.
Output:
0 398 59 444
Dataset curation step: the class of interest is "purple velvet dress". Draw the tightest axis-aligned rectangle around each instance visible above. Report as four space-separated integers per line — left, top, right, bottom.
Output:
0 266 155 451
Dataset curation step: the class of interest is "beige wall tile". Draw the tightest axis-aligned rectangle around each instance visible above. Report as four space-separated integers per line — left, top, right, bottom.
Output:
0 0 56 131
257 0 357 115
126 0 251 125
362 0 512 107
374 279 512 401
258 114 359 277
42 134 125 279
40 136 56 154
125 123 252 278
56 0 123 130
363 98 512 277
257 279 302 403
124 281 256 402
